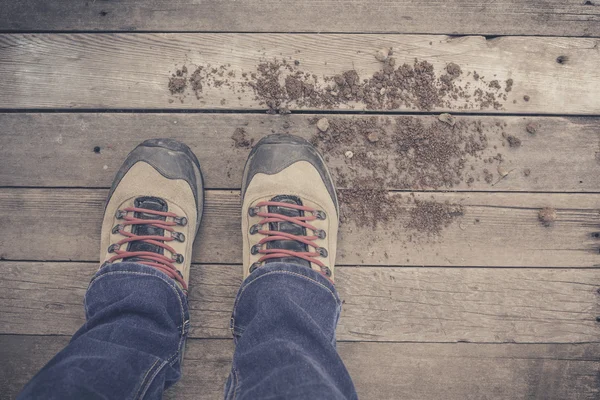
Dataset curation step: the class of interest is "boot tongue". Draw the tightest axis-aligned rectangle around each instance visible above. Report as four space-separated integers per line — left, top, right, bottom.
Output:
265 195 311 268
124 196 168 263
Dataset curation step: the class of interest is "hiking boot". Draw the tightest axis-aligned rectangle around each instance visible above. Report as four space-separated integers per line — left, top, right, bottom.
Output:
100 139 204 294
241 134 339 281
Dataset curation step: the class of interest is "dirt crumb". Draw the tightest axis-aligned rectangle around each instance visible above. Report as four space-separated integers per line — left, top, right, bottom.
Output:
317 118 330 132
231 128 253 149
523 95 530 102
505 79 514 92
489 80 501 90
526 122 537 134
506 135 522 148
446 63 462 78
538 207 557 227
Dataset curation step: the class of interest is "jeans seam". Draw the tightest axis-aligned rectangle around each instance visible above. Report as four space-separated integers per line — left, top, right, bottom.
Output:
134 358 160 400
86 268 189 399
137 359 168 400
232 367 240 400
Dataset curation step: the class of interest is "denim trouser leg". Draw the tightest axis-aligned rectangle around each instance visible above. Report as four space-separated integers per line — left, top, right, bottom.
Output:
18 262 357 400
17 263 190 400
226 262 357 400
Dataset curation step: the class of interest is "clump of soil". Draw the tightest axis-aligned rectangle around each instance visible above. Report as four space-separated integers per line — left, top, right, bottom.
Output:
231 128 253 149
505 79 514 92
168 66 188 95
189 66 204 99
338 188 401 228
506 135 522 148
538 207 557 226
406 200 464 236
526 122 537 134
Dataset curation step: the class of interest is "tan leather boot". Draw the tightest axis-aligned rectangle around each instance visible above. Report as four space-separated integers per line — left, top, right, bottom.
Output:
241 134 339 282
100 139 204 294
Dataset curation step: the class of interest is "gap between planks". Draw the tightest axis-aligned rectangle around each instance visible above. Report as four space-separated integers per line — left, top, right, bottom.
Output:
0 189 599 267
1 261 599 343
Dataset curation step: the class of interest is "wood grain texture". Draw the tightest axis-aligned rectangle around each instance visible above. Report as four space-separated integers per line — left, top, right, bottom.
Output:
2 261 599 342
1 113 599 192
1 0 600 37
2 335 598 400
1 189 599 267
1 34 599 113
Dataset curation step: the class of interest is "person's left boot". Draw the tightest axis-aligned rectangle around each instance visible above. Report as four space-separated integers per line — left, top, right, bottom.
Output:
99 139 204 294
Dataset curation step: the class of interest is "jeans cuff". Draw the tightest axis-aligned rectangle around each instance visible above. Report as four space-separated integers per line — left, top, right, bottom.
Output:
230 262 342 337
87 262 189 314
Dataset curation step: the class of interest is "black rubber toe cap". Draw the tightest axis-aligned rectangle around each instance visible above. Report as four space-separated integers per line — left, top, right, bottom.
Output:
241 134 338 214
106 138 204 232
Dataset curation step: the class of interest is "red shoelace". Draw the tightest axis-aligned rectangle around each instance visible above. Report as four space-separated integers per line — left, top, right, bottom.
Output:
251 201 329 277
107 207 188 291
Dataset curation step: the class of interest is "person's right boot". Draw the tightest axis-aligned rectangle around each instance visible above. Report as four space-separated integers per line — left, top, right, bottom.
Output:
241 134 338 282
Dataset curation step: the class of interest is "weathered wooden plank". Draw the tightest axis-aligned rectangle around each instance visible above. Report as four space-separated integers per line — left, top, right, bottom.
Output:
0 34 599 113
1 189 599 267
1 113 599 192
2 261 599 342
1 336 598 400
1 1 599 37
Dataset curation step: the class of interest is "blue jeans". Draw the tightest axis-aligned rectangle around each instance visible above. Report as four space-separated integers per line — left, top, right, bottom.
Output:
18 262 357 399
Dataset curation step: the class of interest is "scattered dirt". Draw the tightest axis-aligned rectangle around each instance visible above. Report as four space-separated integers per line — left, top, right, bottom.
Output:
338 187 401 228
338 188 463 236
309 115 514 192
168 55 510 112
406 200 464 236
538 207 557 227
231 127 253 149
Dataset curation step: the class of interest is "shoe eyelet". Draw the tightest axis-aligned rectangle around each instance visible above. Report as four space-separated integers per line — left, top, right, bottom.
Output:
315 210 327 220
251 244 261 255
317 247 328 257
248 207 260 217
249 224 261 235
174 216 188 226
315 229 327 239
173 254 184 264
249 262 260 273
321 266 332 277
108 244 120 253
112 224 124 234
115 210 127 219
171 231 186 242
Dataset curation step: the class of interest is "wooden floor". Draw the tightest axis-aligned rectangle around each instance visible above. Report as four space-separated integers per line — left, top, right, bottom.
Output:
1 1 600 399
